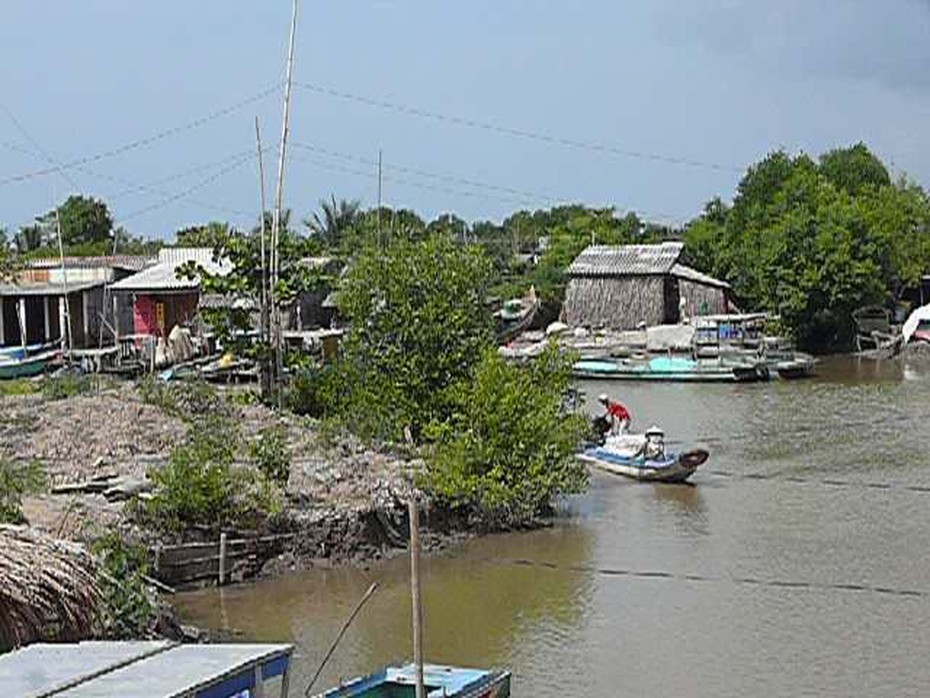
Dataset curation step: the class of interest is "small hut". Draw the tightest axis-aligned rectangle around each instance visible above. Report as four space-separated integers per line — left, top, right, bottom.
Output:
0 525 101 651
562 242 731 330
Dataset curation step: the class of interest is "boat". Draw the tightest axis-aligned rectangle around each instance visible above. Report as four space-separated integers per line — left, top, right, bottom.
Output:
494 286 538 344
579 429 709 483
0 349 61 379
903 303 930 345
317 663 511 698
572 355 769 382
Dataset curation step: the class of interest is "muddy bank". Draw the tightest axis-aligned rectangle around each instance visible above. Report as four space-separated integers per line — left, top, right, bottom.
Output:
2 380 495 581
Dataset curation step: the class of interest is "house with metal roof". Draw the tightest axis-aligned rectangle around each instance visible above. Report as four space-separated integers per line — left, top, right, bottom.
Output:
0 255 156 350
562 242 732 330
109 248 231 338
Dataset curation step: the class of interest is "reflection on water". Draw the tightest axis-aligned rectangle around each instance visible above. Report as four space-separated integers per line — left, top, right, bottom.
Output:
176 357 930 697
176 525 595 695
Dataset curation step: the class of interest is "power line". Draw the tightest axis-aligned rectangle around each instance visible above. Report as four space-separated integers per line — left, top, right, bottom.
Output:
3 139 266 227
290 152 541 208
291 147 687 224
118 152 257 226
295 81 741 174
0 83 281 188
291 141 558 203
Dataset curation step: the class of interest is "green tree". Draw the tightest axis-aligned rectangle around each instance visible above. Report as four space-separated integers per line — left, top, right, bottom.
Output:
174 221 231 248
305 196 361 249
682 145 930 351
51 195 114 248
819 142 891 197
424 344 587 525
332 233 493 441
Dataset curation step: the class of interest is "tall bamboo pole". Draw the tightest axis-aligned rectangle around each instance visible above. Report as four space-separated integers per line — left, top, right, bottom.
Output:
270 0 300 407
255 117 271 400
409 499 426 698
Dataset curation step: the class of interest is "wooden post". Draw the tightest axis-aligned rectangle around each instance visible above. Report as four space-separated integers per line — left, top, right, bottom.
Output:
43 296 50 341
409 499 425 698
218 532 228 586
253 664 265 698
16 297 27 353
279 666 290 698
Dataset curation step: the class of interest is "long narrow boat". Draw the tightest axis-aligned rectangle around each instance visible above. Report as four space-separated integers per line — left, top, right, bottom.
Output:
317 663 511 698
0 349 60 379
572 355 769 382
579 433 709 483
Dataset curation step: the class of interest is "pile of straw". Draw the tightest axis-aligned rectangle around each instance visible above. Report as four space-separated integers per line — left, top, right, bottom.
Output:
0 525 101 650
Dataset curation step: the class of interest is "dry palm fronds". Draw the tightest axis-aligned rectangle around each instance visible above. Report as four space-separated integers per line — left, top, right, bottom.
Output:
0 525 101 650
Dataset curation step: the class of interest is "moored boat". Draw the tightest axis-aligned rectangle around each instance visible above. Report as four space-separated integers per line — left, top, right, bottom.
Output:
0 349 61 379
572 355 769 382
317 663 511 698
579 429 709 483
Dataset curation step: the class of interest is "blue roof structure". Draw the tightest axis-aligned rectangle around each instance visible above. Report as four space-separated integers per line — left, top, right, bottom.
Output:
0 641 293 698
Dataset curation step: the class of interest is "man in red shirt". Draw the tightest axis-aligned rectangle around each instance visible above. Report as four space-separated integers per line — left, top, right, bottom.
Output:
598 394 631 434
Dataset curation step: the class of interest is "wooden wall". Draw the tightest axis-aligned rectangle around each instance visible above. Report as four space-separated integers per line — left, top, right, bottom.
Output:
563 276 665 330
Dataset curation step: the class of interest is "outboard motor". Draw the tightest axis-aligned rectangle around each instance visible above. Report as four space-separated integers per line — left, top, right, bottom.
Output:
644 426 665 460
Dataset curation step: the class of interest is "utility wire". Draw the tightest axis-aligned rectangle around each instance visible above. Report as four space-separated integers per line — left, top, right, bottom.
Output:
295 81 741 173
291 141 557 203
291 150 686 224
3 140 266 228
117 152 257 225
0 83 281 188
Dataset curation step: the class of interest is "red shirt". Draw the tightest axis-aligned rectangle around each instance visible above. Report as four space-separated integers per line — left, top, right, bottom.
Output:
607 401 630 421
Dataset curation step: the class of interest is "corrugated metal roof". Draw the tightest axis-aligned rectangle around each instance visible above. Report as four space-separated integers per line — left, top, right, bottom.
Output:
0 641 292 698
671 263 730 289
26 255 156 272
109 248 230 292
0 280 104 297
568 242 685 277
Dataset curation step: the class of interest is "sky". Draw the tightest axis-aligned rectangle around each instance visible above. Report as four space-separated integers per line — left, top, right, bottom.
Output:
1 0 929 241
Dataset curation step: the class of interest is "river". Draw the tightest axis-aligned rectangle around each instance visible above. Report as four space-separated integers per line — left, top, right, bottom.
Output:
175 356 930 696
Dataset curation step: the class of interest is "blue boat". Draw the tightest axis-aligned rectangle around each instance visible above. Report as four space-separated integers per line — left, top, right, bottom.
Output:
579 430 709 483
317 663 511 698
572 355 769 383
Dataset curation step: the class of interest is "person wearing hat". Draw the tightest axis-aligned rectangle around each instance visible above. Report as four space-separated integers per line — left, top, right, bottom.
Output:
597 394 631 435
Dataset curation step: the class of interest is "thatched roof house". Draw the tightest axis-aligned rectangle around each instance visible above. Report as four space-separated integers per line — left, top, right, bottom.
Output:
0 525 101 651
562 242 731 330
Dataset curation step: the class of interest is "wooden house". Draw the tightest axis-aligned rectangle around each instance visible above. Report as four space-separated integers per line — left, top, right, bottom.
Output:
562 242 731 330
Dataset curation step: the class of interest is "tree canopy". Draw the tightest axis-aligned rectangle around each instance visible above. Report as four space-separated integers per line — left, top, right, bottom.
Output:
683 145 930 350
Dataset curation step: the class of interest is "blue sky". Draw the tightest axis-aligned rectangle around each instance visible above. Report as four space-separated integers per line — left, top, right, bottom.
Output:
1 0 929 240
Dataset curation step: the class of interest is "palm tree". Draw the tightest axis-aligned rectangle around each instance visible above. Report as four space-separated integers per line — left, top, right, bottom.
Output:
305 195 360 249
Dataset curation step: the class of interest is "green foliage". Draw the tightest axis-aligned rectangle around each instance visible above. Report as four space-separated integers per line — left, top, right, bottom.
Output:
305 196 361 249
333 233 493 441
137 377 223 421
423 345 587 525
819 142 891 196
0 460 45 524
683 145 930 351
250 426 290 487
0 378 38 397
40 372 94 401
174 221 231 248
134 415 282 534
90 533 154 639
284 366 335 417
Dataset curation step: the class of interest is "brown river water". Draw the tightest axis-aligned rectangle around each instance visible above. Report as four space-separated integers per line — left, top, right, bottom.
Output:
175 356 930 696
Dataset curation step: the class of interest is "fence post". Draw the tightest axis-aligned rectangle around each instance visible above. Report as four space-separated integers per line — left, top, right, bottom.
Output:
219 532 228 586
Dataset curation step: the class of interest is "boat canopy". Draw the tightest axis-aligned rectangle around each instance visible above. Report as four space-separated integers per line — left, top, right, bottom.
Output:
0 641 293 698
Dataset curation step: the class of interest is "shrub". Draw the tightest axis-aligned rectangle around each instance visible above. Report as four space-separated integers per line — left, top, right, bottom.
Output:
423 344 587 526
0 459 45 524
40 372 93 400
250 426 290 487
90 533 154 639
133 416 282 534
137 377 223 421
0 378 38 398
